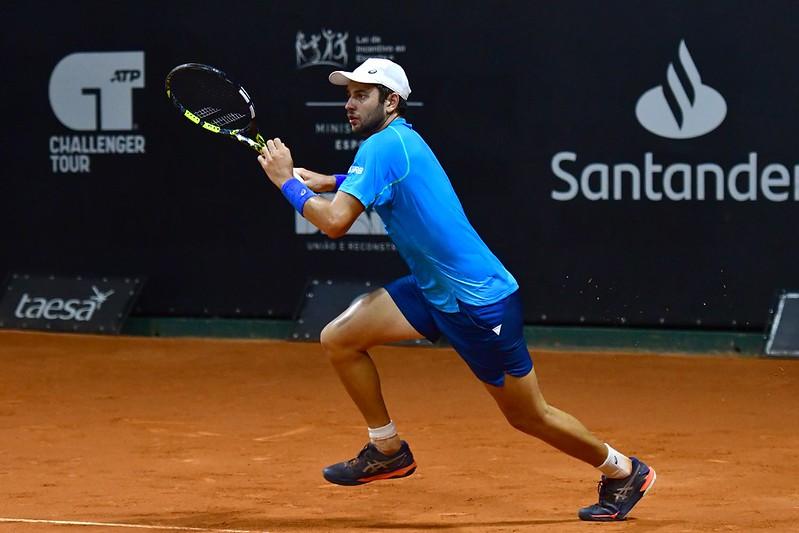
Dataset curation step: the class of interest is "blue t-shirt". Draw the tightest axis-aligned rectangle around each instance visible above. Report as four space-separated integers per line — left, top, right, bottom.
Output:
339 118 518 312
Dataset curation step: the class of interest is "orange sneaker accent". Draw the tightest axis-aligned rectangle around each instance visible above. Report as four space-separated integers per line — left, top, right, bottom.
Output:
357 461 417 483
591 512 619 519
640 467 656 492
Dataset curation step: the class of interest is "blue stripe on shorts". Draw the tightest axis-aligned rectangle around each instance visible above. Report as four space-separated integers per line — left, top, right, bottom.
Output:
384 275 533 386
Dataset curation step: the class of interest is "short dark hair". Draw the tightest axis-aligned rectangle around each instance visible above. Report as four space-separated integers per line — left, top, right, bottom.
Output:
377 84 407 116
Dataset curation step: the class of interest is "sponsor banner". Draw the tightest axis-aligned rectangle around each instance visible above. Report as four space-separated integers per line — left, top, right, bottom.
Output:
0 274 144 334
48 51 146 174
3 2 799 329
549 39 799 203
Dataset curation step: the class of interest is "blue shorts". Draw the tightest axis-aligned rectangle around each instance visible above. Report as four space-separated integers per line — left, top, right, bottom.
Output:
384 276 533 386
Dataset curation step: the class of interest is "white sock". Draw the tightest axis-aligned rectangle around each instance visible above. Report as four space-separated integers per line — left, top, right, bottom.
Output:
368 420 397 443
597 443 633 479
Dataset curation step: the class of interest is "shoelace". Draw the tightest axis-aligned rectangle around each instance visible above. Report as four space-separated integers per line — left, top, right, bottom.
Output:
346 444 372 467
595 476 609 502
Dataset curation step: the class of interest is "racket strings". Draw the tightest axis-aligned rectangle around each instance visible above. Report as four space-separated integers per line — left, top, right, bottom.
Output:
194 106 222 119
173 72 249 114
209 111 248 127
192 106 248 128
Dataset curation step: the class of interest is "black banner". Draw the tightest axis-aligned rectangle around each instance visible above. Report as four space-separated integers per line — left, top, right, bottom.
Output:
2 1 798 330
0 274 143 334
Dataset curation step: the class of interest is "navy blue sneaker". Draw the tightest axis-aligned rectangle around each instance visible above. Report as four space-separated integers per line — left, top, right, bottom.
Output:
323 441 417 486
578 457 657 521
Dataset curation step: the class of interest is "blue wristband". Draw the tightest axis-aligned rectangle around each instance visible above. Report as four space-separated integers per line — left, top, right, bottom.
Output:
334 174 347 190
281 178 316 215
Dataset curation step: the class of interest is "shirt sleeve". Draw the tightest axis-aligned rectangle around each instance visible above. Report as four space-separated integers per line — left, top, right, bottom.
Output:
339 130 405 209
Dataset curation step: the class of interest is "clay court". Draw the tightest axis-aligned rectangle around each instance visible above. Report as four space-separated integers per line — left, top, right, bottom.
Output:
1 331 797 532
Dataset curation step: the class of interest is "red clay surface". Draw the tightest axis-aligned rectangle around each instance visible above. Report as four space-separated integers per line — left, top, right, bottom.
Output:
0 330 798 532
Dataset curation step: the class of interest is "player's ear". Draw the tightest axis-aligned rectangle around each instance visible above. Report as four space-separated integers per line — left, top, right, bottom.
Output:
386 93 399 113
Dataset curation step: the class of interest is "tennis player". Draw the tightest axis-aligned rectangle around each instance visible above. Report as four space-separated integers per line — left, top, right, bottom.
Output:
257 58 655 521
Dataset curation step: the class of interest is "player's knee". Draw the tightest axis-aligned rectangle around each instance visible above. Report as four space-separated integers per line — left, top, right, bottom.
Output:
504 405 550 435
320 321 360 360
319 322 341 353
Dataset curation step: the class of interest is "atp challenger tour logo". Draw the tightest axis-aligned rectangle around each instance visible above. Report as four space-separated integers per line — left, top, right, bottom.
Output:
551 39 799 203
48 51 146 174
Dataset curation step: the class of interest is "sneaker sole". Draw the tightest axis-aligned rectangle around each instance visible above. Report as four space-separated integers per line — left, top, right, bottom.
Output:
324 462 417 486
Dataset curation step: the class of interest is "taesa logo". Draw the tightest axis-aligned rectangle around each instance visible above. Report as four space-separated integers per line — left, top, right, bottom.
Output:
49 51 145 131
13 286 115 322
635 40 726 139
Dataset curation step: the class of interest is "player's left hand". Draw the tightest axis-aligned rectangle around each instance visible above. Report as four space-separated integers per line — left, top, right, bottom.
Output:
258 138 294 187
294 167 338 192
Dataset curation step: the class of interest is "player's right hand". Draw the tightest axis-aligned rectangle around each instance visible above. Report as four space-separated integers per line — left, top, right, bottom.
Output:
258 138 294 188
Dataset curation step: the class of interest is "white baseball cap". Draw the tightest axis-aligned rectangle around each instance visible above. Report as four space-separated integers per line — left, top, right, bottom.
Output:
329 58 411 100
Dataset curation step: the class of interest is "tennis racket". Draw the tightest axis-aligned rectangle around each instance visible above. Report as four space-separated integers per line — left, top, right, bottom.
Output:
165 63 266 153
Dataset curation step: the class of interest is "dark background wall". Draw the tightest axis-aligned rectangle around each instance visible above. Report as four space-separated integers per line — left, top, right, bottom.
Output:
2 1 797 330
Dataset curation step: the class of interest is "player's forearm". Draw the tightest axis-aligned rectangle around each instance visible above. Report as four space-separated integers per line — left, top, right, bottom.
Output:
279 177 362 238
302 196 354 239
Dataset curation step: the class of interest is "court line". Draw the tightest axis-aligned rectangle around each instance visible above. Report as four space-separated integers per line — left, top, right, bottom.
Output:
0 517 268 533
252 426 312 442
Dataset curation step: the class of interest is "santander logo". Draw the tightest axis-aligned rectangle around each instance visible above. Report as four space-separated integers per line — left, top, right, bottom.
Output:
635 40 727 139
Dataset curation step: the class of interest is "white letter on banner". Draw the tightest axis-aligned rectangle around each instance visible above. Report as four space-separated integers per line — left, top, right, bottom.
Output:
729 153 757 201
644 153 663 201
612 164 640 200
761 163 789 202
581 163 609 201
551 152 579 201
663 164 692 201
